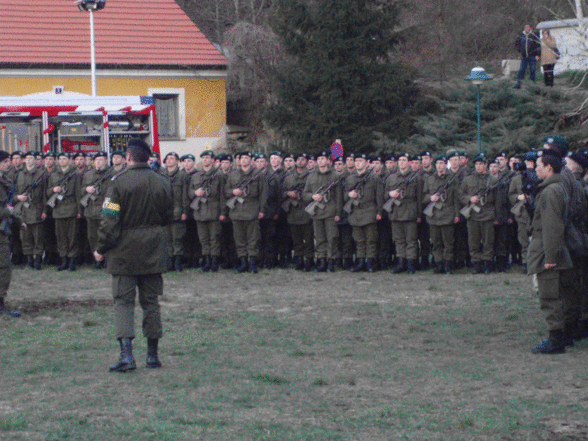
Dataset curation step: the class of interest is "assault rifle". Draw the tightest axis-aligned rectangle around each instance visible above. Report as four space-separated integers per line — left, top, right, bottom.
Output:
0 178 18 236
190 169 220 211
13 170 47 217
460 172 515 219
226 170 262 210
510 169 539 219
382 171 419 213
343 170 372 214
80 168 115 208
47 168 78 208
422 170 469 218
281 181 305 213
304 175 345 216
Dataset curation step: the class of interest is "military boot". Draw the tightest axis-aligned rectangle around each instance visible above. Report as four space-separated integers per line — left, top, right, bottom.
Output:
0 298 21 318
531 330 566 354
342 258 353 270
209 256 219 272
34 255 42 271
167 257 174 271
146 338 162 369
420 255 430 270
315 258 327 272
444 261 453 274
351 258 365 273
471 261 481 274
483 260 492 274
201 256 211 272
563 323 577 347
26 255 34 269
575 320 588 341
295 257 305 271
392 258 406 274
407 259 417 274
326 259 335 272
236 257 248 273
304 258 315 272
174 256 183 272
366 258 376 273
379 257 389 271
433 262 444 274
57 257 69 272
109 338 137 372
69 257 77 272
249 257 258 274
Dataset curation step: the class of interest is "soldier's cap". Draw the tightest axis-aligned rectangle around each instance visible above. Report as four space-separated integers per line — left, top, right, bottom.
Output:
240 151 252 158
0 150 9 162
371 155 383 162
488 158 498 165
495 152 507 159
73 152 86 159
383 154 393 161
333 156 344 163
295 153 308 160
568 151 588 169
284 153 294 160
458 150 469 157
317 150 330 159
420 150 432 157
150 152 160 159
355 153 368 160
57 152 69 158
447 151 460 159
34 152 43 158
543 135 569 158
112 150 126 158
269 150 282 158
472 153 488 163
538 148 560 160
163 151 180 161
397 152 409 159
10 151 24 158
43 152 57 159
387 154 397 161
307 153 316 160
255 153 267 160
24 151 36 158
523 151 539 162
434 154 447 163
218 153 233 162
409 154 421 161
127 138 151 155
344 153 355 160
182 154 196 161
94 151 108 159
200 150 214 158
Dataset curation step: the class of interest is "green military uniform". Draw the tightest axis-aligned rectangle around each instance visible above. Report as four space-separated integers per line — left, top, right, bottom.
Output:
337 167 355 267
450 165 471 267
375 168 393 269
225 165 267 271
458 170 499 272
384 168 422 272
0 174 14 306
188 166 225 270
344 169 383 271
160 165 188 268
494 168 515 271
182 166 202 268
302 165 343 271
423 169 460 272
47 165 81 266
417 165 435 267
17 165 47 260
96 163 173 341
508 171 531 267
260 166 286 267
282 167 313 269
81 164 113 260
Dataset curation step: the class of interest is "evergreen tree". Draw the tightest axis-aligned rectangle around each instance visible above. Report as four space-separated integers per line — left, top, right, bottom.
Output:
265 0 419 152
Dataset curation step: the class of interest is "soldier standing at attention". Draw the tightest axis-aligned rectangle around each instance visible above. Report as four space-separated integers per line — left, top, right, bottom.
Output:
47 152 81 271
181 154 201 269
225 151 267 274
344 153 383 272
7 151 25 266
217 154 237 269
42 152 59 266
303 150 343 272
95 138 172 372
448 150 470 269
17 151 47 270
0 150 21 317
337 153 356 270
160 152 188 272
189 150 225 273
111 150 127 174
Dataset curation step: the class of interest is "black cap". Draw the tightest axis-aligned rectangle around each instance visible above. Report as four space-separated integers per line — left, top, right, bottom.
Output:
0 150 9 162
127 138 151 155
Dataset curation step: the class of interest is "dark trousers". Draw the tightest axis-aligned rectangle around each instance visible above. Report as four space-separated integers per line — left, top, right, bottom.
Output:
543 63 555 86
220 220 236 265
377 217 392 260
518 57 537 83
417 218 431 260
289 223 314 259
337 223 354 259
259 218 277 262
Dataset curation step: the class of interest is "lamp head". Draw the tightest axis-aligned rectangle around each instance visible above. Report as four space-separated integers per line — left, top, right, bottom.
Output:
75 0 107 12
465 67 491 86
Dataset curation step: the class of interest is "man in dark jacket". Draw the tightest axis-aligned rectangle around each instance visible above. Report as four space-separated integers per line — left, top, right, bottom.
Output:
514 24 541 89
95 138 173 373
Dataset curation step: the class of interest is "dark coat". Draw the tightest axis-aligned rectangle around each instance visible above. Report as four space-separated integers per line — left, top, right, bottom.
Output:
515 31 541 58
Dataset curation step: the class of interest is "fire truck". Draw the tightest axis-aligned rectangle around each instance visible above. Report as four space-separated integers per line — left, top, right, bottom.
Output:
0 93 159 158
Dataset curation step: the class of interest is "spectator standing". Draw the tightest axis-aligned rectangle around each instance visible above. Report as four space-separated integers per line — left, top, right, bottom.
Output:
514 24 541 89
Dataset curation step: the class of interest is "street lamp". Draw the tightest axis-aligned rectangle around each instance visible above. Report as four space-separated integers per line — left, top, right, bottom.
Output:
465 67 492 154
74 0 107 96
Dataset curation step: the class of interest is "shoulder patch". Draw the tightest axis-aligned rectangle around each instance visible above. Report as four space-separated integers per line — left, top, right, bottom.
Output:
102 197 121 217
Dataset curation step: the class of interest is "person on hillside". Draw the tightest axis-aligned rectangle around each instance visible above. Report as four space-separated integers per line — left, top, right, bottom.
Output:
514 24 541 89
95 138 173 373
540 29 558 87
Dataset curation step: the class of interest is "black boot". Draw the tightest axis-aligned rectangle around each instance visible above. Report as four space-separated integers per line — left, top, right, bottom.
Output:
174 256 183 272
483 260 492 274
471 261 481 274
109 338 137 372
351 258 365 272
304 258 314 272
236 257 248 273
69 256 77 272
379 257 389 271
575 319 588 341
326 259 335 272
249 257 258 274
366 258 376 273
34 255 42 271
26 255 34 269
420 255 430 270
201 256 211 272
57 257 69 272
531 330 566 354
334 258 343 269
433 262 444 274
315 258 327 273
295 257 305 271
209 256 219 272
563 323 576 347
392 258 406 274
444 261 453 275
0 298 21 318
341 258 352 270
167 257 174 271
407 259 417 274
146 338 162 369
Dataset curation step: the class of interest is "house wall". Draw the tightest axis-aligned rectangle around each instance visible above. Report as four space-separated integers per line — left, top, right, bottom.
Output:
0 74 227 158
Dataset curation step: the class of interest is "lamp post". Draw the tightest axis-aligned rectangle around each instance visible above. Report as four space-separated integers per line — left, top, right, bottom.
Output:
465 67 492 155
75 0 107 96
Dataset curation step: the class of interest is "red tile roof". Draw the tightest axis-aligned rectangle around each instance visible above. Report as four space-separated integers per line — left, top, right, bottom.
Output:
0 0 226 67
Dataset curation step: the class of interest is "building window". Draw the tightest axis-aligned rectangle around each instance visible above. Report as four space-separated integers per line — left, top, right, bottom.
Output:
149 88 186 141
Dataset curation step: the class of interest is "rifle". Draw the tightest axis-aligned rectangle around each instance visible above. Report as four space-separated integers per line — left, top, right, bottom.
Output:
80 168 115 208
190 169 220 211
13 170 47 217
47 168 78 208
460 172 515 219
304 175 345 216
226 170 262 210
382 171 419 213
343 170 373 214
281 181 306 213
422 170 462 217
0 178 18 236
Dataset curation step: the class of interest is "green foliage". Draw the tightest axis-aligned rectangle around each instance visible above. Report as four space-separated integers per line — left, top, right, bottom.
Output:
265 0 420 152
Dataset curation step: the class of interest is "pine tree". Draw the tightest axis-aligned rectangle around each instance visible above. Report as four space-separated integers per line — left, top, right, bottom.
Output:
265 0 419 152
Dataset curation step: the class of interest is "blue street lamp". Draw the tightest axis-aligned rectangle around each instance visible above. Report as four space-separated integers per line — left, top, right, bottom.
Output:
465 67 492 154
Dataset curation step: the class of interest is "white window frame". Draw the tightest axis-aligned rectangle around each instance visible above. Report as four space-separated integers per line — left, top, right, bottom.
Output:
148 87 186 141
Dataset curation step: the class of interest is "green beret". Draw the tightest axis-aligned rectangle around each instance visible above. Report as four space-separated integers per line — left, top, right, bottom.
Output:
270 150 282 158
182 154 196 161
200 150 215 158
447 151 459 159
434 154 447 163
112 150 126 157
543 135 569 157
57 152 68 158
472 153 488 163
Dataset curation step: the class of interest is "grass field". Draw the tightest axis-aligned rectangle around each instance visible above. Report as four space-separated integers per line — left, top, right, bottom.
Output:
1 264 587 441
